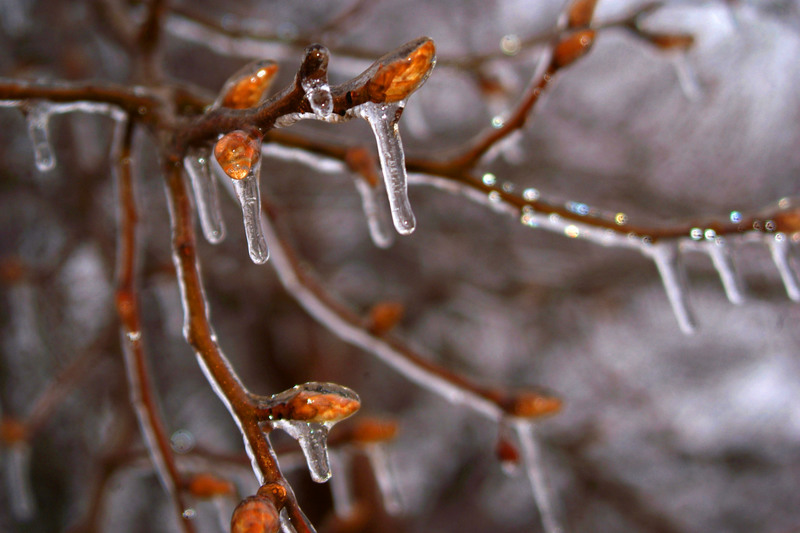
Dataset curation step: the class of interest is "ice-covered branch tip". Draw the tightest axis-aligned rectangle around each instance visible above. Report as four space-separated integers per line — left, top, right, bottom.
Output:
298 45 333 118
260 383 360 483
217 59 278 110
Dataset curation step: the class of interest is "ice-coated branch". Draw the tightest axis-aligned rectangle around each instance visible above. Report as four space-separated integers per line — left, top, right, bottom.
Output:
113 119 196 533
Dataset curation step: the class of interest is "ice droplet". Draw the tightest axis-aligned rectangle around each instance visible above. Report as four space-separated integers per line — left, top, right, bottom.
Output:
353 101 415 235
646 242 696 334
5 444 35 521
184 148 226 244
25 103 55 172
354 175 395 248
231 164 269 264
767 233 800 301
707 238 745 304
302 78 333 118
364 443 403 515
273 420 332 482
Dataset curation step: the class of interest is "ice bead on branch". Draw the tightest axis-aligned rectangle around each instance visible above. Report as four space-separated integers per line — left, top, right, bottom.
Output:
265 382 360 483
24 102 55 173
184 147 226 244
213 131 268 263
215 60 278 110
299 45 333 119
348 37 436 235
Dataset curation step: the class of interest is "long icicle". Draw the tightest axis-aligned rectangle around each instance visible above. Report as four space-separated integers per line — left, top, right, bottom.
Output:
767 233 800 301
513 420 564 533
184 147 226 244
645 242 696 334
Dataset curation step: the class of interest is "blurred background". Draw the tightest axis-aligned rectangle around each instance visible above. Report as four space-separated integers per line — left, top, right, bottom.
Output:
1 0 800 531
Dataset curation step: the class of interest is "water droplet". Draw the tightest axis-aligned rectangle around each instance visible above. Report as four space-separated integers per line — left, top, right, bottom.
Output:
502 182 515 193
730 211 742 223
182 508 196 519
353 102 415 235
302 78 333 119
564 225 580 238
765 220 776 232
779 197 790 209
704 229 716 240
548 213 561 224
170 429 195 454
566 202 589 215
615 212 627 225
482 173 497 186
690 227 702 240
523 188 540 201
491 115 505 128
25 103 55 172
184 147 226 244
500 34 521 56
126 331 141 342
488 191 502 203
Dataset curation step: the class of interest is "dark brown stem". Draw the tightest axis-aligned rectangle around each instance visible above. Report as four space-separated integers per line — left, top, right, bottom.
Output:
114 120 195 533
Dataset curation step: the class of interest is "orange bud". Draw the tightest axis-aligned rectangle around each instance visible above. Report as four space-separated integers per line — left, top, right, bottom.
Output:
505 391 562 418
231 496 280 533
351 418 398 443
269 383 361 424
643 32 694 51
0 418 27 445
367 38 436 103
367 301 404 335
774 208 800 233
567 0 599 28
220 61 279 109
552 30 595 69
214 131 260 180
0 256 26 285
257 482 288 507
186 473 235 499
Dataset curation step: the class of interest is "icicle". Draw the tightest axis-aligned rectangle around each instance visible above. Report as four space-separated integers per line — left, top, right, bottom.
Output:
646 242 696 334
767 233 800 301
25 103 56 173
353 101 415 235
184 147 226 244
213 131 267 263
5 444 35 520
279 508 299 533
353 175 394 248
364 443 403 515
328 450 356 518
671 56 702 101
273 420 332 483
707 238 745 304
513 420 564 533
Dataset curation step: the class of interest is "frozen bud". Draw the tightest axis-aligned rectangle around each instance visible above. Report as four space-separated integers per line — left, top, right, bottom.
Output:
367 301 404 335
185 473 235 499
269 382 360 424
567 0 599 28
351 418 398 443
0 418 27 445
214 131 261 180
366 37 436 103
256 482 288 507
218 60 279 109
503 390 562 418
641 32 694 51
231 496 280 533
552 29 595 69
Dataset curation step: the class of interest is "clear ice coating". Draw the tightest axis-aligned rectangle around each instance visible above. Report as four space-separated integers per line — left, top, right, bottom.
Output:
279 508 298 533
707 239 745 304
302 78 333 118
364 444 403 515
272 420 333 483
218 158 268 264
5 444 35 521
353 176 395 248
184 147 226 244
768 234 800 301
513 421 563 533
646 242 696 334
353 101 416 235
25 103 55 172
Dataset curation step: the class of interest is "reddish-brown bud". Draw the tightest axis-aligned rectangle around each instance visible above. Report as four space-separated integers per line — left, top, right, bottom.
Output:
367 301 404 335
220 61 279 109
231 496 280 533
366 38 436 103
351 418 399 443
643 32 695 51
185 473 235 499
214 131 261 180
269 383 361 424
504 391 562 418
0 418 27 445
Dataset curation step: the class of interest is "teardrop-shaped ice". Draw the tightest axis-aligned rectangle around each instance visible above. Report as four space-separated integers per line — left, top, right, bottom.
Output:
353 101 415 235
26 103 55 172
354 175 394 248
767 233 800 301
272 419 332 483
707 238 745 304
232 164 268 264
646 242 696 334
184 147 226 244
302 78 333 118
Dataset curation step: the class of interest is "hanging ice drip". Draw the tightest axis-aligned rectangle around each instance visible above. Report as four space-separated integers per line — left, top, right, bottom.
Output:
186 60 278 251
345 37 437 236
261 382 360 483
